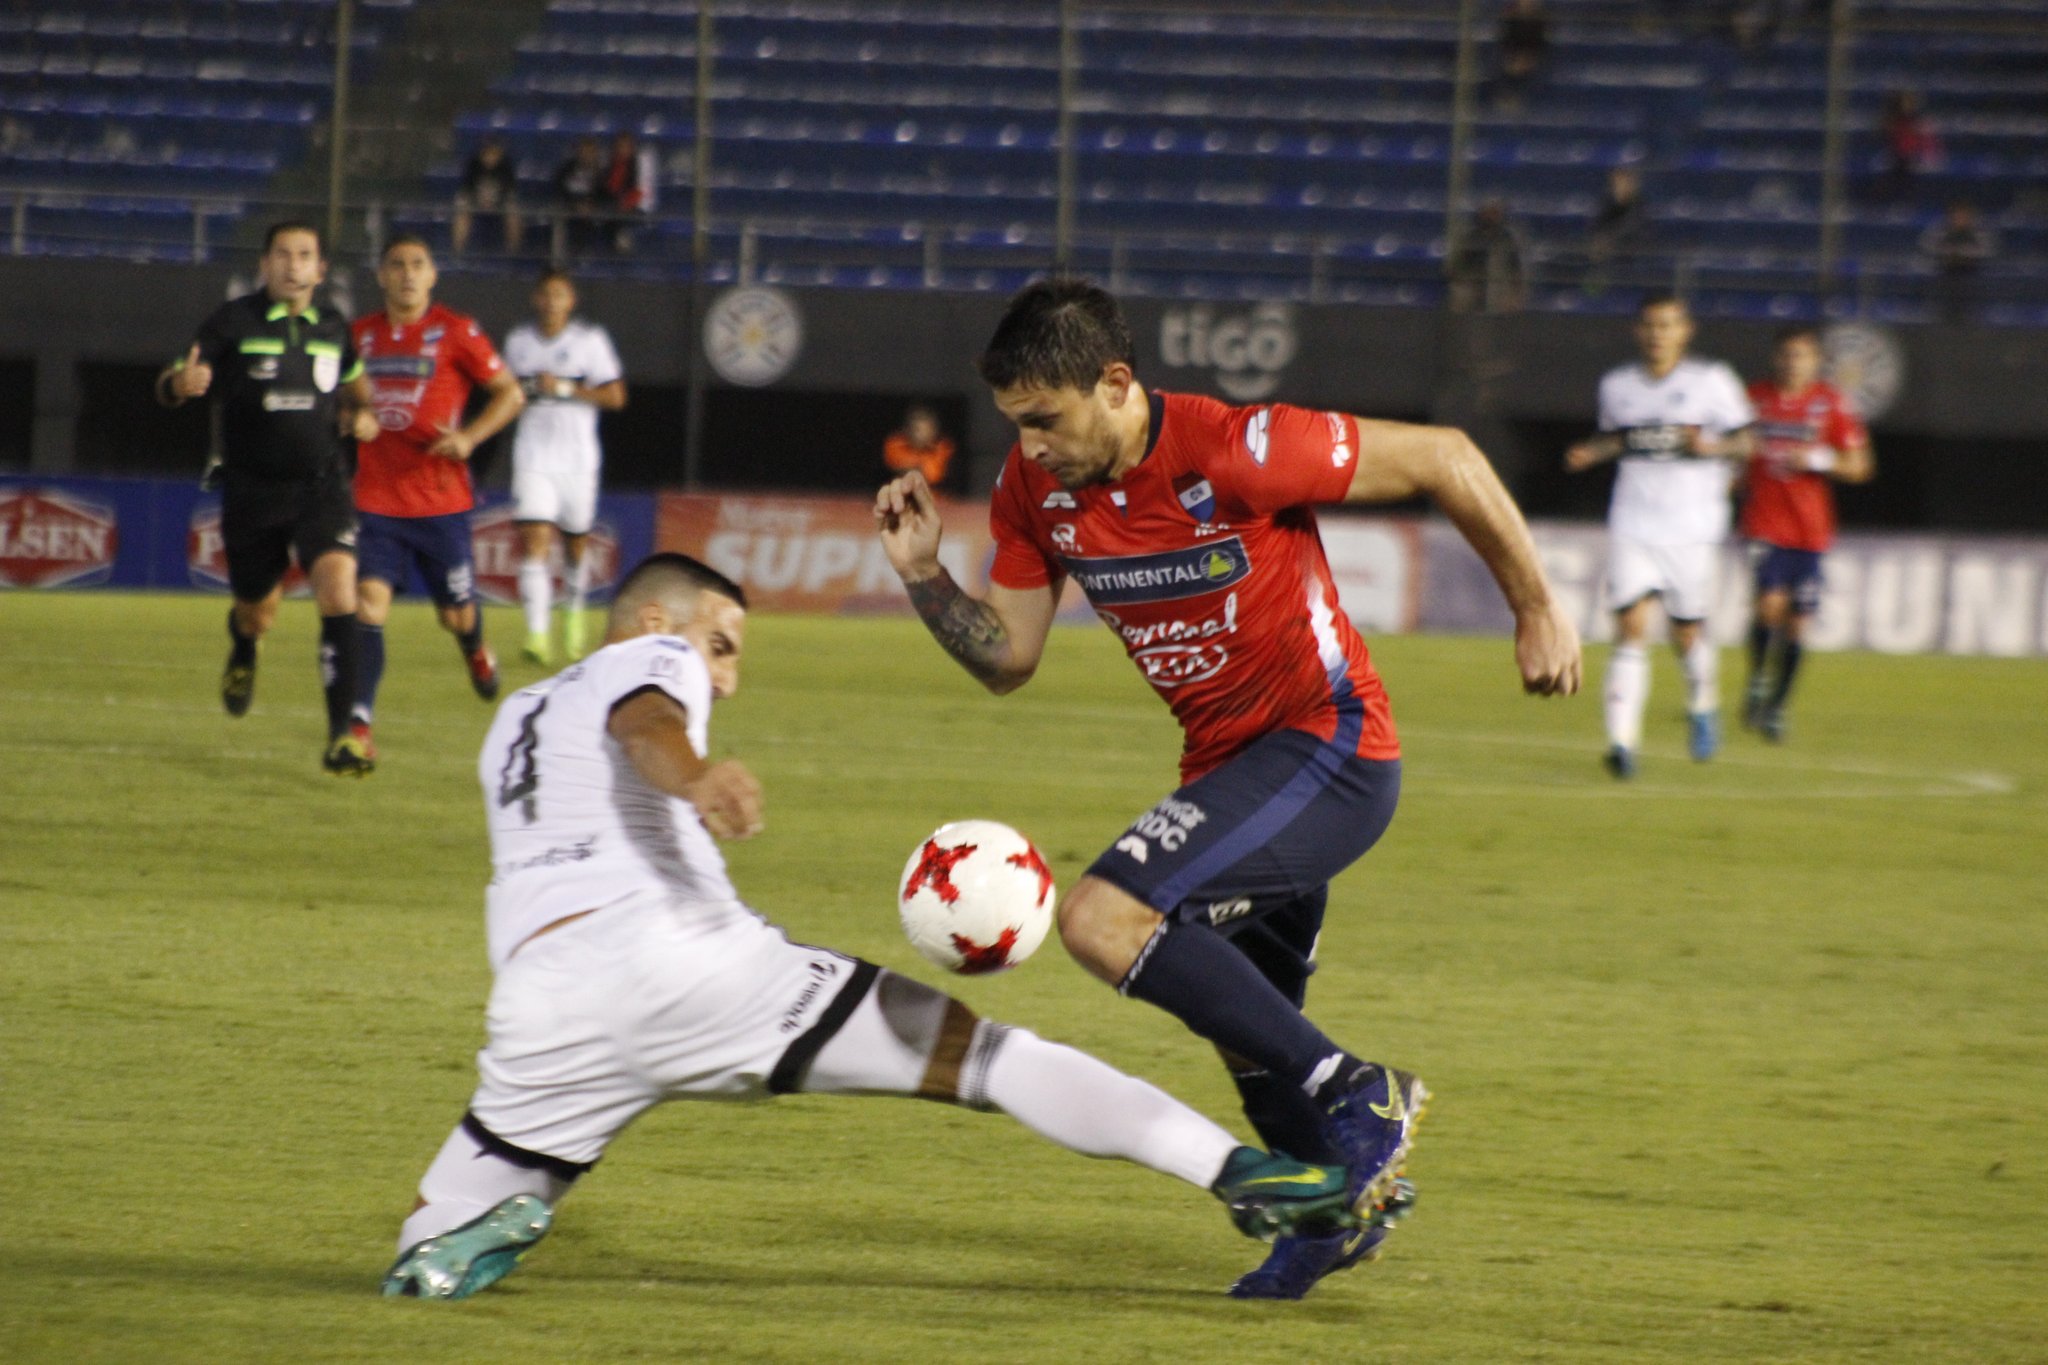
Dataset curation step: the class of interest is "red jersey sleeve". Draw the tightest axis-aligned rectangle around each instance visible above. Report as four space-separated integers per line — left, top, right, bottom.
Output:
452 317 505 385
988 449 1056 591
1207 403 1358 518
1824 386 1868 452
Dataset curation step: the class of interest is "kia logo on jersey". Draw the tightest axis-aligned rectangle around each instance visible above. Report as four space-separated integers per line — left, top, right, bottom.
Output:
1173 474 1216 524
0 488 119 588
1057 537 1250 605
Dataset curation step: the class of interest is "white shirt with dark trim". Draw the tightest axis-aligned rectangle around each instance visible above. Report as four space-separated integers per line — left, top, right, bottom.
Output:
504 319 623 470
478 634 736 970
1597 357 1756 545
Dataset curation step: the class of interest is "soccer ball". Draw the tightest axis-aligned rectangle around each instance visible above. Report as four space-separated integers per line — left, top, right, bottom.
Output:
897 820 1055 974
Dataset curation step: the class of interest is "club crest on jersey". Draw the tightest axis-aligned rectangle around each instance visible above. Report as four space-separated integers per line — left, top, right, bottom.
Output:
1050 523 1079 552
1245 407 1272 466
1057 536 1250 605
1173 474 1216 525
1041 490 1077 510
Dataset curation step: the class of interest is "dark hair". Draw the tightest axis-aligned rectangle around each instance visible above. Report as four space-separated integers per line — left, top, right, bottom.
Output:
614 552 748 613
380 232 434 262
1772 324 1821 348
977 276 1135 392
1638 293 1689 318
262 220 324 255
535 267 576 290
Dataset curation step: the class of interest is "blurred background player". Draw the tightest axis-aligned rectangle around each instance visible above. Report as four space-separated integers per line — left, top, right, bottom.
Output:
882 403 956 490
349 234 525 760
383 553 1364 1301
1567 295 1755 777
502 269 626 664
877 278 1581 1299
155 220 379 777
1740 326 1875 741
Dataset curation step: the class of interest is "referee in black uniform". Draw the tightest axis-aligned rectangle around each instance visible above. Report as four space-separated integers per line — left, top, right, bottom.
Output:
156 220 379 776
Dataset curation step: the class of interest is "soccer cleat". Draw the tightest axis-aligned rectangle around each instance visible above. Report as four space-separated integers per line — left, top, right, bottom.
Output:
1742 684 1769 731
381 1194 553 1301
323 730 376 778
1688 710 1720 762
1759 706 1787 744
1602 744 1636 780
221 657 256 717
466 643 500 701
1321 1065 1430 1222
348 721 379 762
522 632 553 666
562 609 589 660
1227 1179 1417 1301
1210 1146 1363 1243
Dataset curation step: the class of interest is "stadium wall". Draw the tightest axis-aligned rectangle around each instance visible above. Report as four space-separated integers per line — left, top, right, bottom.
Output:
8 477 2047 659
2 259 2047 531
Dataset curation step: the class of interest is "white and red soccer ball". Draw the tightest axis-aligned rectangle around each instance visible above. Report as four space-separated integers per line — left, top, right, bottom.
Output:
897 820 1055 974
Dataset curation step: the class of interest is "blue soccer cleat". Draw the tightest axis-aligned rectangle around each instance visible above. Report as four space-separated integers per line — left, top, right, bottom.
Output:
1688 710 1720 762
1321 1065 1429 1221
381 1195 552 1301
1228 1179 1417 1300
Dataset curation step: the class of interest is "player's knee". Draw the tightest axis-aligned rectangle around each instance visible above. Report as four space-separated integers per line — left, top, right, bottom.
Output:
1054 879 1155 981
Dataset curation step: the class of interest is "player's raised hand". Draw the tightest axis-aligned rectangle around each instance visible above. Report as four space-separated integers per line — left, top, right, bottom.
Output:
1514 597 1583 696
874 470 944 579
685 758 764 840
172 344 213 399
427 422 476 461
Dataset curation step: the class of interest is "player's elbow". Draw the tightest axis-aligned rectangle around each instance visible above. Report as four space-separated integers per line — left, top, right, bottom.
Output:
981 662 1035 696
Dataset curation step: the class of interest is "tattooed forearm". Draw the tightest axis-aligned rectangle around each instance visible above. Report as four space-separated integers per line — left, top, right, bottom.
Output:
904 569 1012 686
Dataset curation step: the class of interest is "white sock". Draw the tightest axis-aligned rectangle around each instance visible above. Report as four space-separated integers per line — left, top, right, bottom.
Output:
1605 642 1649 750
1682 635 1719 715
517 557 552 637
398 1121 569 1254
980 1027 1239 1190
566 553 590 618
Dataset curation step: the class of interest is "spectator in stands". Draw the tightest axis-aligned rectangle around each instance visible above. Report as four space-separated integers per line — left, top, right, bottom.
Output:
453 138 523 258
883 405 956 490
1492 0 1550 112
1881 90 1942 200
1449 199 1528 314
552 137 607 257
1585 167 1649 294
602 133 658 254
1920 200 1997 324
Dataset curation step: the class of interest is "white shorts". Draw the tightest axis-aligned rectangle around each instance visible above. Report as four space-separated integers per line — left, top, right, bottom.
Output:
1608 535 1719 623
468 897 880 1166
511 458 599 536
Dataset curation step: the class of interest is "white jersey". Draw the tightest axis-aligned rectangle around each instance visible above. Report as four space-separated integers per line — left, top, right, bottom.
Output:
1597 357 1755 545
503 319 623 469
478 634 737 970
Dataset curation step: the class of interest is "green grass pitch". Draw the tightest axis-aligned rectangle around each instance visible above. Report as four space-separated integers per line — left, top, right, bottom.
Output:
2 591 2044 1363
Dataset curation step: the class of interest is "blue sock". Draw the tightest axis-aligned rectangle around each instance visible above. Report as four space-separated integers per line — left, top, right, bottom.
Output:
1121 920 1360 1097
353 622 385 725
1230 1065 1344 1163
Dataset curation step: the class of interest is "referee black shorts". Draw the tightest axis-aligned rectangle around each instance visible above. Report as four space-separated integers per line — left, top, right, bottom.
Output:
220 472 358 603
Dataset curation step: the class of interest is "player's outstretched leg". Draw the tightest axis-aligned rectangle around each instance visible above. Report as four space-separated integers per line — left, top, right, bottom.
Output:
383 1194 553 1300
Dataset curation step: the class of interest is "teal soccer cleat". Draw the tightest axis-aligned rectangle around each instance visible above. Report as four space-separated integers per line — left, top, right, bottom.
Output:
1210 1147 1363 1243
382 1195 552 1301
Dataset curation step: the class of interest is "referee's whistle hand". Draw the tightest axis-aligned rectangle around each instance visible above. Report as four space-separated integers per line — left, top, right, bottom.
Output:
173 344 213 399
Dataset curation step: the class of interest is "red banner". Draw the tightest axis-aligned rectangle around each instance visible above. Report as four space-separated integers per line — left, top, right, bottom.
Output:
0 487 119 589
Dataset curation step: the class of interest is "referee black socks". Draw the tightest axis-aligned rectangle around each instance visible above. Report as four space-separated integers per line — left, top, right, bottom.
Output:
226 608 257 667
318 613 361 740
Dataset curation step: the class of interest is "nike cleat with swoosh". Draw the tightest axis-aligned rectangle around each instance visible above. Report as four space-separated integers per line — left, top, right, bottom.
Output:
1227 1179 1417 1300
1210 1146 1363 1243
1321 1065 1430 1221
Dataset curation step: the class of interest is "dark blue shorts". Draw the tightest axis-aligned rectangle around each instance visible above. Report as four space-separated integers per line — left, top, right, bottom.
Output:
1087 729 1401 1004
356 510 477 608
1752 543 1824 617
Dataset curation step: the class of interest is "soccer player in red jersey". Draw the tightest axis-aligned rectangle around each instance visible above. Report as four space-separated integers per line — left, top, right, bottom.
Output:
349 235 525 757
1740 326 1875 741
875 279 1581 1299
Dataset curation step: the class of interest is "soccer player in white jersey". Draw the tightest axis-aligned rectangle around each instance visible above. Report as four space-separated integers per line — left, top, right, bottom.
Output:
503 271 625 664
382 552 1375 1301
1566 296 1755 777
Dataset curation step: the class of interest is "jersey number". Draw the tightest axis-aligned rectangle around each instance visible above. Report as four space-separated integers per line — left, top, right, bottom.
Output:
497 694 552 822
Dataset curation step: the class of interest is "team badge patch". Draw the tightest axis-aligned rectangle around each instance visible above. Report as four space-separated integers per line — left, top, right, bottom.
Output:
1173 473 1216 524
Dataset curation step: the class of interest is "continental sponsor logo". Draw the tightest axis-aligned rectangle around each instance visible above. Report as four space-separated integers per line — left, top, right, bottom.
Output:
1058 536 1250 605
